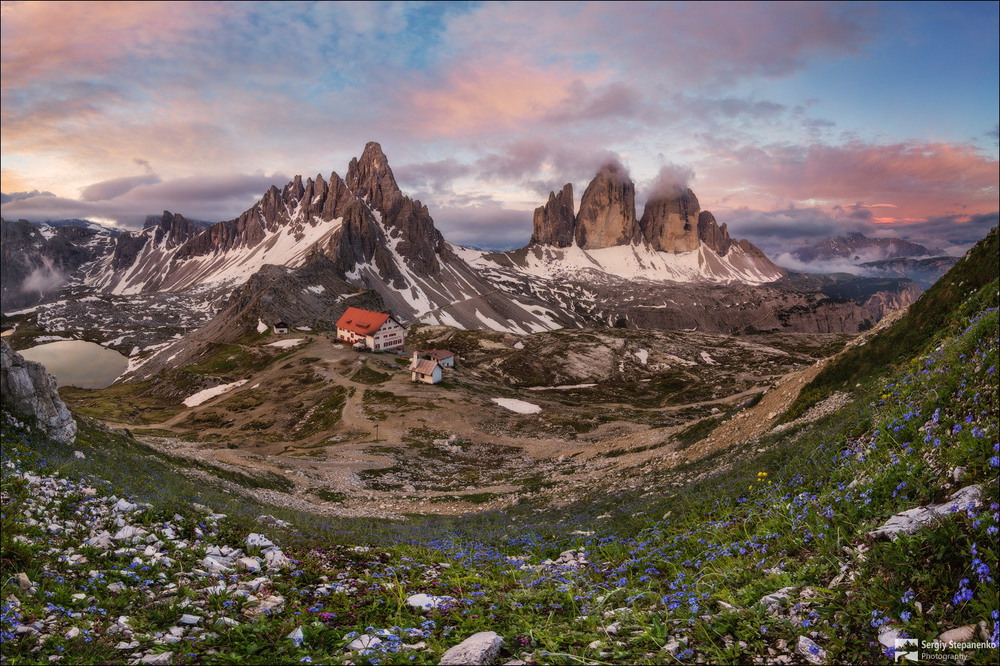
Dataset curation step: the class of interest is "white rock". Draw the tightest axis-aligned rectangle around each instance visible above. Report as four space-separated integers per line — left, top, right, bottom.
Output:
140 652 174 665
287 626 305 647
201 556 232 573
65 627 80 639
347 634 381 651
113 498 138 512
405 593 455 611
758 587 797 615
263 549 290 569
868 485 983 540
439 632 505 665
178 614 201 626
877 626 902 649
795 635 826 665
258 514 291 528
245 533 274 549
15 573 33 591
236 557 262 572
938 625 978 643
113 526 148 541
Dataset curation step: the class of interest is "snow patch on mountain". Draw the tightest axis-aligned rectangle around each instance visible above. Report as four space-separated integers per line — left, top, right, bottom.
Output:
492 398 542 414
463 242 784 286
183 379 249 407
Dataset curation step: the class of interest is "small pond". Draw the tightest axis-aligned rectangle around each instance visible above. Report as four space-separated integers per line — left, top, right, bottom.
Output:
18 340 128 389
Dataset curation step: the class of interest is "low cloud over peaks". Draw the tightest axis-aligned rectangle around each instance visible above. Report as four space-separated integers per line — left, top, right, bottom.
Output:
80 174 162 202
1 172 289 228
647 163 696 200
595 159 631 185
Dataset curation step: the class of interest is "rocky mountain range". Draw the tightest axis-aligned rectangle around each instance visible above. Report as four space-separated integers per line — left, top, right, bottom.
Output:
858 255 959 290
792 232 933 263
2 143 923 367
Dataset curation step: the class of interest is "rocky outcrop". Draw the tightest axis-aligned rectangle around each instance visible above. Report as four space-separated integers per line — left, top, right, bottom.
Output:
111 212 203 271
145 211 204 248
439 632 505 665
697 211 732 256
638 187 700 253
530 183 575 247
867 485 982 541
575 163 642 249
1 338 76 444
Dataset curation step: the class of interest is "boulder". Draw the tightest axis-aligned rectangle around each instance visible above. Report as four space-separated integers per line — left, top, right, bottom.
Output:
868 485 983 540
439 631 505 665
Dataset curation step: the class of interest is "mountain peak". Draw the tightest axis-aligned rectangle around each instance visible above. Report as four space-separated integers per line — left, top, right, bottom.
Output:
638 187 700 253
347 141 400 212
531 183 575 247
575 164 641 249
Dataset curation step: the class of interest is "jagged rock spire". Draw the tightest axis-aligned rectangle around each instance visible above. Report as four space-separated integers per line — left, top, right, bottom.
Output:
530 183 575 247
346 141 401 213
697 210 732 256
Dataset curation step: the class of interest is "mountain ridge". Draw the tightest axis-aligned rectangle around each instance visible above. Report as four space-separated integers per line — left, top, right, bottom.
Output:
2 143 923 344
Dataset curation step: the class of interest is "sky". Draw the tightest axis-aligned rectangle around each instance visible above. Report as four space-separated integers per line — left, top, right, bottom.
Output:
2 1 998 259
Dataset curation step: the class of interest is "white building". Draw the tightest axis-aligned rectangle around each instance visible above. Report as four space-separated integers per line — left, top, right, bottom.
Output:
422 350 455 367
409 356 442 384
335 307 404 351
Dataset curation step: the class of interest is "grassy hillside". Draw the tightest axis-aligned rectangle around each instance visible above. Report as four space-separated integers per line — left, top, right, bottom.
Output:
784 226 998 421
2 232 997 665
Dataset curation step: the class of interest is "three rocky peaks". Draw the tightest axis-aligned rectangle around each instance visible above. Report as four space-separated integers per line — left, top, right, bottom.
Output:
531 161 739 257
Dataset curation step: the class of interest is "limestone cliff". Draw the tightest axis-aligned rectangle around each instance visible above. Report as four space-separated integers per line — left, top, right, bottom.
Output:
638 187 700 253
574 163 642 249
530 183 575 247
1 338 76 444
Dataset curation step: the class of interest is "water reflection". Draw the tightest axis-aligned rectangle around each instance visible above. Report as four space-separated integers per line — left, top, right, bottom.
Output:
19 340 128 389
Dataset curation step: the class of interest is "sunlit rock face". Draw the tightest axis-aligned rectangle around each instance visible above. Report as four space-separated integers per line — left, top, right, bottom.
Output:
639 186 701 253
574 163 642 250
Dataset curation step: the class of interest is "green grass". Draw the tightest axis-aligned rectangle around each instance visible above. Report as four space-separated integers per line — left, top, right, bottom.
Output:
60 381 184 424
295 387 349 438
349 362 392 384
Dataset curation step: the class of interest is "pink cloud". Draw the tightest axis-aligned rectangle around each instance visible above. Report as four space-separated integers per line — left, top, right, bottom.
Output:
440 2 871 88
0 2 225 91
703 140 999 220
406 59 594 135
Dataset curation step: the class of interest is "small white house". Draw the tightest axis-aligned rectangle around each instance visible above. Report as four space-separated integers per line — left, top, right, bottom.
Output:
422 350 455 368
409 352 442 384
273 321 290 334
335 307 404 351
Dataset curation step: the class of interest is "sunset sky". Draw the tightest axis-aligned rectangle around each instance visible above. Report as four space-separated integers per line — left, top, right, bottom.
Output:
2 1 997 256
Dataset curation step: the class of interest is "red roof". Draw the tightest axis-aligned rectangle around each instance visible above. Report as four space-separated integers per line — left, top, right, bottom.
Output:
336 307 392 335
425 350 454 361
